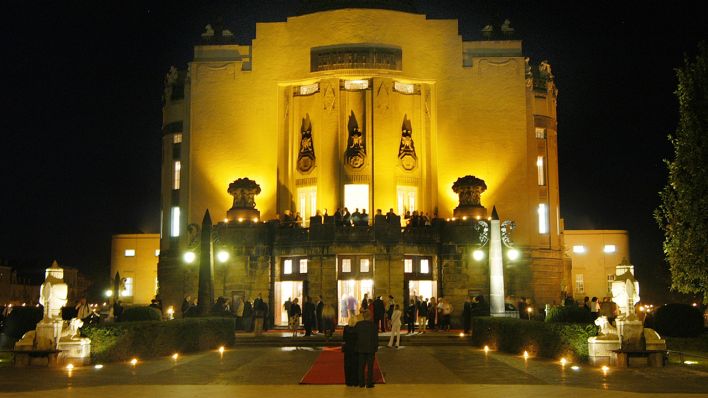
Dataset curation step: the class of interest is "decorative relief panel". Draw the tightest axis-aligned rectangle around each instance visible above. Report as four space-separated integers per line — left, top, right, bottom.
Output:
345 111 366 169
323 83 336 112
297 114 316 173
376 81 390 111
311 45 402 72
398 114 417 171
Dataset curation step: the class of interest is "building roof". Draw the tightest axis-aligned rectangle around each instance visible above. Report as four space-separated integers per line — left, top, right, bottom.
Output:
297 0 418 15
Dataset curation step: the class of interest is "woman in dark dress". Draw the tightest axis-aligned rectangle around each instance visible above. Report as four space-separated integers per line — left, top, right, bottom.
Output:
342 316 359 386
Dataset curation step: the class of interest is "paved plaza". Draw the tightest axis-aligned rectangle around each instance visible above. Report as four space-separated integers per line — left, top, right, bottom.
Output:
0 343 707 397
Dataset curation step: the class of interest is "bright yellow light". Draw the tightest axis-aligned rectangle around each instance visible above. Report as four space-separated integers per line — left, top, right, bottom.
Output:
560 358 568 366
507 249 520 261
523 351 529 359
183 251 196 264
483 345 490 353
476 215 481 220
238 218 244 222
571 365 580 371
94 364 104 369
684 360 698 365
217 250 230 263
252 217 259 223
459 332 465 337
601 365 609 375
473 249 485 261
527 307 533 313
218 346 225 354
692 303 697 307
104 290 113 297
66 364 74 370
639 306 645 312
462 216 468 221
130 358 138 366
344 184 369 212
167 306 174 315
223 218 228 223
172 353 179 360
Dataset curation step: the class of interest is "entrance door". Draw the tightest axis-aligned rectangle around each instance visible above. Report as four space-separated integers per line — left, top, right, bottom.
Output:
408 280 437 302
337 279 374 325
297 186 317 227
274 281 303 326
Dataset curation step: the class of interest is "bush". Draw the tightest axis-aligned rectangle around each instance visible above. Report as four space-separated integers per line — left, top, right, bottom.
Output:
653 304 704 337
0 307 43 342
120 306 162 322
82 317 235 362
471 317 598 361
545 305 593 323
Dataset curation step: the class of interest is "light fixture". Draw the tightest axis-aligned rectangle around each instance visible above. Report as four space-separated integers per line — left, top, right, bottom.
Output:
104 290 113 298
507 249 520 261
472 249 485 261
601 365 609 375
560 358 567 366
183 251 196 264
172 353 179 360
216 250 230 263
571 365 580 371
523 351 529 359
130 358 138 367
66 364 74 370
94 364 104 369
483 345 489 353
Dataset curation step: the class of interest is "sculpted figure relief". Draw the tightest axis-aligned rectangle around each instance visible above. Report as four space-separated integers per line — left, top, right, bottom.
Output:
297 114 316 173
398 115 417 170
40 261 68 321
228 178 262 209
345 111 366 169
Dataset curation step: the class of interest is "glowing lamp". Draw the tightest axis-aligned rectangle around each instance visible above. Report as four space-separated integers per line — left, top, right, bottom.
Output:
571 365 580 371
601 365 609 375
252 217 259 223
130 358 138 367
104 290 113 297
472 250 485 261
216 250 230 263
218 346 225 354
523 351 529 359
172 353 179 360
560 358 567 366
507 249 520 261
183 251 196 264
94 364 104 369
483 345 490 353
459 332 465 337
238 218 244 223
66 364 74 370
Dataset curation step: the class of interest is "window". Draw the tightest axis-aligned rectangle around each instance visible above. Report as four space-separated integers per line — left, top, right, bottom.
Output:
297 186 317 226
124 249 136 257
284 259 293 275
575 274 584 294
538 204 548 234
404 259 413 273
572 245 586 254
397 186 417 215
536 156 545 186
535 127 546 139
155 249 160 257
344 184 369 213
607 274 615 293
299 259 308 273
393 81 416 94
342 259 352 273
121 277 134 297
420 259 430 274
173 161 181 190
344 79 369 90
360 259 370 273
170 207 180 237
173 133 182 143
603 245 616 254
298 83 319 96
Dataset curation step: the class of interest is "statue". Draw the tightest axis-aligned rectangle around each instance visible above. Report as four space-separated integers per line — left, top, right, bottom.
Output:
39 261 68 321
345 111 366 168
594 316 618 339
452 176 488 219
226 178 262 221
398 115 417 170
297 114 316 173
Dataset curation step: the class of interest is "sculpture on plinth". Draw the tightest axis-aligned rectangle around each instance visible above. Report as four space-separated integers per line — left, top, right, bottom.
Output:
345 111 366 169
398 114 417 171
297 114 316 173
452 175 488 219
226 178 261 222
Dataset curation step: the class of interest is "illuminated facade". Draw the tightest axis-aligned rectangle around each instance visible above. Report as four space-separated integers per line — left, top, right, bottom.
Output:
158 4 564 324
110 234 160 304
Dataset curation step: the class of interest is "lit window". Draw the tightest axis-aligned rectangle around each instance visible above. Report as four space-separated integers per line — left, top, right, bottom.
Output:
297 186 317 227
170 207 180 237
537 156 545 186
575 274 584 294
344 79 369 90
607 274 615 293
404 259 413 273
397 186 417 215
572 245 586 254
121 277 134 297
603 245 616 254
360 259 370 273
284 259 293 275
299 259 308 273
173 161 181 190
124 249 136 257
420 259 430 274
155 249 160 257
299 83 319 95
173 133 182 143
342 259 351 273
535 127 546 139
394 81 415 94
344 184 369 214
538 204 548 234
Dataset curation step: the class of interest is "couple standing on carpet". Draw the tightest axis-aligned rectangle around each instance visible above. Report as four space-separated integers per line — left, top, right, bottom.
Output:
342 310 379 388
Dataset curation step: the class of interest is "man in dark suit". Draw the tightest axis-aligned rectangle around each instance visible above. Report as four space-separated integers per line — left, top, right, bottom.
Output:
373 296 386 333
355 311 378 388
315 295 324 334
303 296 316 336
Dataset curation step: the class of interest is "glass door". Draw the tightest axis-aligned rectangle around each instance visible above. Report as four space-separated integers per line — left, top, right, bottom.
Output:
274 281 303 326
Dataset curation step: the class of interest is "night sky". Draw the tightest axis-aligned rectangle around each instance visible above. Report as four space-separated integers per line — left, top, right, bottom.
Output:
2 1 706 301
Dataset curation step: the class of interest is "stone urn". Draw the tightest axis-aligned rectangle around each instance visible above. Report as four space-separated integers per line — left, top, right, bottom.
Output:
452 175 488 219
226 178 261 222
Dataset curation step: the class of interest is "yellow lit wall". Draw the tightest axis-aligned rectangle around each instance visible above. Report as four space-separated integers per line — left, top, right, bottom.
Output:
564 230 630 299
110 234 160 304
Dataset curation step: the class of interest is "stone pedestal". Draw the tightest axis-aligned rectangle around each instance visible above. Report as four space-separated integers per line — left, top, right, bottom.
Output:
57 338 91 365
617 317 644 350
34 320 62 351
587 336 621 366
226 208 260 222
453 205 487 219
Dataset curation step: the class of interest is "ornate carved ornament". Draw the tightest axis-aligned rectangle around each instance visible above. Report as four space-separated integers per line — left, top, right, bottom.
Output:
345 111 366 168
227 178 262 210
474 221 489 247
501 220 516 248
297 114 316 173
452 175 487 207
398 114 417 171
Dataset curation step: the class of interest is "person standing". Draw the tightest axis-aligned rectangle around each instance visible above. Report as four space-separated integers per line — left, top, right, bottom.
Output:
112 300 124 322
386 295 395 331
322 304 336 340
289 298 302 337
462 296 472 334
315 295 324 334
342 316 359 386
387 304 402 348
253 293 267 336
76 298 91 321
355 311 378 388
417 297 428 334
181 295 192 317
303 296 316 336
284 297 292 327
428 297 437 331
590 297 600 320
406 299 417 334
442 298 453 331
373 296 385 333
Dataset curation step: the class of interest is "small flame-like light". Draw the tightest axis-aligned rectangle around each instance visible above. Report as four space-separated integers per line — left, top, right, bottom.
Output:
172 353 179 360
601 365 609 375
459 332 465 337
252 217 259 223
462 216 468 221
560 358 568 366
66 364 74 370
571 365 580 371
238 218 244 223
130 358 138 367
523 351 529 359
483 345 489 353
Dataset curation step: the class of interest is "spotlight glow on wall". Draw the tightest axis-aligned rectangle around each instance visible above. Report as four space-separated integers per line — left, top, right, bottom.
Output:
216 250 230 263
183 251 196 264
507 249 520 261
472 249 485 261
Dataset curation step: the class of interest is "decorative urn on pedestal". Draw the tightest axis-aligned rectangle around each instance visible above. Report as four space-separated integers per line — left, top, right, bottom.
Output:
226 178 261 222
452 175 488 219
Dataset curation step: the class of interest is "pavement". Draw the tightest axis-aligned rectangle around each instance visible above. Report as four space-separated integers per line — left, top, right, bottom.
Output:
0 332 706 398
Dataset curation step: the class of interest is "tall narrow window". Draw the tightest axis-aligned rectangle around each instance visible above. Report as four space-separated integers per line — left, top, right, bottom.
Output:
299 259 308 273
538 204 548 234
396 186 418 215
420 259 430 274
404 259 413 273
607 274 615 293
121 277 134 297
284 259 293 275
297 186 317 226
173 133 182 143
360 259 370 273
341 259 352 273
535 127 546 139
170 207 180 237
575 274 584 294
344 184 369 213
173 161 181 190
536 156 545 186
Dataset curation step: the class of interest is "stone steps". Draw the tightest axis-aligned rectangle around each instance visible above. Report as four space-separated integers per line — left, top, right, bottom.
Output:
234 331 472 347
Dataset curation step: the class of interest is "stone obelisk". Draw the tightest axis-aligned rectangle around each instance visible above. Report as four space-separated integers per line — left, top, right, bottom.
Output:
197 209 214 316
489 206 506 317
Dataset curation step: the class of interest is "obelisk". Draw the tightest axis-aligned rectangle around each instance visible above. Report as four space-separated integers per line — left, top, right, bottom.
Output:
489 206 506 317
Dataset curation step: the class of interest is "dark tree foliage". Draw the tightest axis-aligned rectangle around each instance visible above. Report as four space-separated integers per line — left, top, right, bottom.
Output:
655 43 708 302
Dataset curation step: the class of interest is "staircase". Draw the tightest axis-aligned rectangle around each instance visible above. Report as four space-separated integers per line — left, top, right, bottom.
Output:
235 330 472 347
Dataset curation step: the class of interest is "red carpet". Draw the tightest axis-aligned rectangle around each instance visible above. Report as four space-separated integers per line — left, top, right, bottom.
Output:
299 348 385 384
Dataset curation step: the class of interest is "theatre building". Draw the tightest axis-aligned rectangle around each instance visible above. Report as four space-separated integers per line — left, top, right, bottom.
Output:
157 2 566 325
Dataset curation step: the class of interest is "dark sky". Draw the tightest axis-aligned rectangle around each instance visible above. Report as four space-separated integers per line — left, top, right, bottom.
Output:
2 1 706 301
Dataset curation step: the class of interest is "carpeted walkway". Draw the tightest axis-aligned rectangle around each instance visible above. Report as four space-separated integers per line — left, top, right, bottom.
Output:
300 347 385 385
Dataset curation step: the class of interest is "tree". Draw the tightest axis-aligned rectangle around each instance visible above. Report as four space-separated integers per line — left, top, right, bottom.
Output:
655 42 708 303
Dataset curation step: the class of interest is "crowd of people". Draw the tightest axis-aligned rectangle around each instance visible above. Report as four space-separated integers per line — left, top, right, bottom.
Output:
273 207 438 228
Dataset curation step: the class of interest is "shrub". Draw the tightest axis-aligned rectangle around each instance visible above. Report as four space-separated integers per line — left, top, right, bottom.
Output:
653 304 703 337
0 307 43 346
545 305 593 324
120 306 162 322
471 317 598 361
82 317 235 362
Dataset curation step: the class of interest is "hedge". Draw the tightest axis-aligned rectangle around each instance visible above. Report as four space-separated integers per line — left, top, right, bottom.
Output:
471 317 598 361
120 306 162 322
545 305 593 324
82 317 235 362
652 304 704 337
